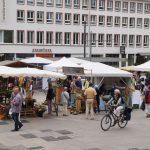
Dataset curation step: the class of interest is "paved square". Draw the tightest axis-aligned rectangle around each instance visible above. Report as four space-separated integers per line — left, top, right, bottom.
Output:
21 133 37 139
56 130 73 135
1 111 150 150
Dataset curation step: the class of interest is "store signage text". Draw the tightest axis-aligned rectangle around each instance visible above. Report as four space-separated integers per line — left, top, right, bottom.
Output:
32 48 52 53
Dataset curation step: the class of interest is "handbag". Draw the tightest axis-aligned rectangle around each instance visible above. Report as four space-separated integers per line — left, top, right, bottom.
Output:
140 101 145 111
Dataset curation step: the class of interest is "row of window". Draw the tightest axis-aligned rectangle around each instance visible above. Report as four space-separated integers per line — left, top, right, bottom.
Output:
17 0 150 14
0 30 149 48
17 10 150 29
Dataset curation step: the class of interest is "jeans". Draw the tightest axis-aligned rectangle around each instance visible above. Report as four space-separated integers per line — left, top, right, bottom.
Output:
71 93 76 108
86 99 94 119
12 112 23 130
48 100 52 114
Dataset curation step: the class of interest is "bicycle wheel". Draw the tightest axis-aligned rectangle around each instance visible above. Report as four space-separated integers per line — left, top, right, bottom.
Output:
101 115 111 131
118 114 128 128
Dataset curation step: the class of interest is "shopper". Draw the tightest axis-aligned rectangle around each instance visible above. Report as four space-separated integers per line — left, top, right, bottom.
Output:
61 87 70 116
94 85 100 113
84 83 97 120
46 83 55 114
144 85 150 117
11 86 23 131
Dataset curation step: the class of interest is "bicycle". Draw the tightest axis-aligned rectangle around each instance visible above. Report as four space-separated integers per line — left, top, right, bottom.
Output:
100 104 128 131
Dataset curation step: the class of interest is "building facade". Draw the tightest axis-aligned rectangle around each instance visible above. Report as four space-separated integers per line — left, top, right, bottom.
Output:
0 0 150 67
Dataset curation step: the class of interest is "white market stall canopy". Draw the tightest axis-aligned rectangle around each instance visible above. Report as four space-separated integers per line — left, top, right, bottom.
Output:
68 58 132 77
132 61 150 72
44 57 84 75
0 66 66 79
20 57 53 65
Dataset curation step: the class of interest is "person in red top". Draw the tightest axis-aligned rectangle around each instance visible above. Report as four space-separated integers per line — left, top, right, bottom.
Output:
144 85 150 117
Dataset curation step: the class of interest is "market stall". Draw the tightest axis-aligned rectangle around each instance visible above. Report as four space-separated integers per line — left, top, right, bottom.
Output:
43 57 84 104
20 57 53 66
0 66 66 119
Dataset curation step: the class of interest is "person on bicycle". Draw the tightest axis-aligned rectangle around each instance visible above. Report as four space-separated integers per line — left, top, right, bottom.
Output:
107 89 125 117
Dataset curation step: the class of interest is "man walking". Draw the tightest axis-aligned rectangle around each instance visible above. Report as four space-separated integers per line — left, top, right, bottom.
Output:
84 83 97 120
11 86 23 131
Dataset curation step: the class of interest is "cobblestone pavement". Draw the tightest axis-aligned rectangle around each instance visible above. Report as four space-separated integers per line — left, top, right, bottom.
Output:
0 110 150 150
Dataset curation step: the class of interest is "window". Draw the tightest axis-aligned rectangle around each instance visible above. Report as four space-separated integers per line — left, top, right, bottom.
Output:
91 0 97 9
64 32 71 45
46 0 53 6
91 15 97 25
4 30 13 43
115 1 121 12
56 0 63 7
99 15 105 26
144 18 149 28
107 16 113 26
17 31 24 44
82 0 88 9
107 0 113 11
98 34 104 46
27 31 34 44
0 31 3 43
17 0 24 4
114 17 120 27
137 3 143 13
82 14 88 24
17 10 24 22
122 2 128 12
65 13 71 24
46 32 53 44
46 12 53 23
27 0 34 5
129 18 135 28
37 31 44 44
137 18 142 28
56 12 62 24
129 35 135 47
74 0 80 8
122 34 127 46
55 32 62 45
99 0 105 10
130 2 135 13
37 11 44 23
106 34 112 46
114 34 120 46
143 35 149 47
91 33 96 46
65 0 71 8
122 17 128 27
145 3 150 14
82 33 88 45
27 11 34 22
136 35 142 47
73 33 80 45
37 0 44 6
73 14 80 24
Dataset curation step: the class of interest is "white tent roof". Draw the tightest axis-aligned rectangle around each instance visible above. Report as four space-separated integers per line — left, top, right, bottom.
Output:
20 57 53 65
44 57 80 71
133 61 150 72
68 58 132 77
0 66 66 78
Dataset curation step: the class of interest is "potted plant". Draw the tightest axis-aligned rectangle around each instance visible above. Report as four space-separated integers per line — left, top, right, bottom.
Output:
34 103 47 117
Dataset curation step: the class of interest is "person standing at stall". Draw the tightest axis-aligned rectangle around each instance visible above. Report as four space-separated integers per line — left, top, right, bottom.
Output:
84 83 97 120
61 87 70 116
11 86 23 131
46 84 55 114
